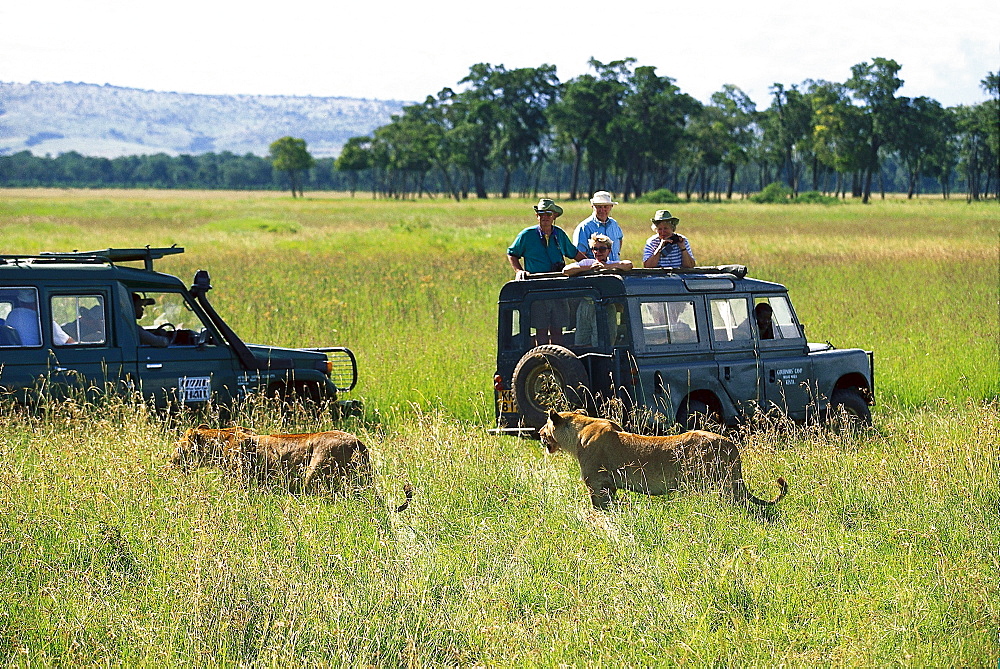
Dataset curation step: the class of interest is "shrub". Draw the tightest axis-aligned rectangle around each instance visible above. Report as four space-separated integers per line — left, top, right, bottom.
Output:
750 182 793 203
796 191 840 205
634 188 681 204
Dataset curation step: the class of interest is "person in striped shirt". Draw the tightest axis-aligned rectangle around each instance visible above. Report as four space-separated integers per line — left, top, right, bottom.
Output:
642 210 695 269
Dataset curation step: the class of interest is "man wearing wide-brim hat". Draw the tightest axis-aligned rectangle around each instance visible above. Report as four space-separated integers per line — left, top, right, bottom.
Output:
572 191 624 262
507 198 585 345
507 198 585 275
642 209 695 269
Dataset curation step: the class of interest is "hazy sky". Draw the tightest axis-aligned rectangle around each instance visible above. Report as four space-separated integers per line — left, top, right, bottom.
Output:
3 0 997 107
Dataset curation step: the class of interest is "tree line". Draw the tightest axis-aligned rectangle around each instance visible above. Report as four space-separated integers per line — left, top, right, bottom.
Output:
334 57 998 203
2 58 996 203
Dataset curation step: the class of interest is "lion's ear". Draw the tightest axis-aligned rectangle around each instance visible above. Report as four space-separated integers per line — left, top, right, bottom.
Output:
548 409 563 425
573 408 588 416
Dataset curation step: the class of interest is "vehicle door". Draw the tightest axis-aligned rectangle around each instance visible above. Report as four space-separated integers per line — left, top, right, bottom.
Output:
47 290 124 397
128 289 238 407
0 286 54 398
631 297 717 420
753 295 813 420
708 296 763 419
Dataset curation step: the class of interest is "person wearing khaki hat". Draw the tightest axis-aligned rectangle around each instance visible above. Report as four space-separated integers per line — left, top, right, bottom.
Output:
642 210 695 268
507 198 585 345
507 198 584 275
572 190 624 261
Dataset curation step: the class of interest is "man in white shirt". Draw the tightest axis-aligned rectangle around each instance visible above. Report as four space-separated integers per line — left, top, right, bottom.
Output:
572 191 624 261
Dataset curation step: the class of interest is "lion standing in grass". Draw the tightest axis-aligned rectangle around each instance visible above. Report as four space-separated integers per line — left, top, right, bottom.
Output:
539 410 786 510
171 426 412 511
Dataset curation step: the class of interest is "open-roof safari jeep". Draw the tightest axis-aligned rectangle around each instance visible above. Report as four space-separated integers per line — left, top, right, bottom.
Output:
493 265 874 436
0 247 358 412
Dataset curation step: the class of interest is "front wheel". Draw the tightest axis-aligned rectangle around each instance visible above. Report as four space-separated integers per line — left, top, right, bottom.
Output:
512 345 590 428
676 397 721 431
826 388 872 433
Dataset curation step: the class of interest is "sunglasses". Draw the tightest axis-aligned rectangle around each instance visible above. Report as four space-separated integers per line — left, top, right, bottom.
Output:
593 246 611 252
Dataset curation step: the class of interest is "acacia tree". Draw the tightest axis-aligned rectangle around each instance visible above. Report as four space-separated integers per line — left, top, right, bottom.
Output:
548 61 629 200
845 57 904 203
710 85 758 198
895 96 950 198
335 136 372 197
269 136 314 197
610 63 699 200
455 63 560 198
761 83 812 194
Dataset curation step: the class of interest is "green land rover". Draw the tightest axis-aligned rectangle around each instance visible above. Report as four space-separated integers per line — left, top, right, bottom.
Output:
0 247 357 411
492 265 874 435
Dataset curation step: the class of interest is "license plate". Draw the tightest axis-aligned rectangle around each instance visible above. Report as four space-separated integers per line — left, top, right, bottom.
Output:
497 389 517 414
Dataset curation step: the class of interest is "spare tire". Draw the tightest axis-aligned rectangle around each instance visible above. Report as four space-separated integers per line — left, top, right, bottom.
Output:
512 345 591 428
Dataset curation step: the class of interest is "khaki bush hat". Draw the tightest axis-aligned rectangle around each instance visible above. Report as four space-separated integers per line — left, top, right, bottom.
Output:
590 191 618 205
533 198 563 218
651 209 680 224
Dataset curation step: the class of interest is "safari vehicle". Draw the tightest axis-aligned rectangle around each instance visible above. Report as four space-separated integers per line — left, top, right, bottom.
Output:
492 265 873 436
0 247 358 411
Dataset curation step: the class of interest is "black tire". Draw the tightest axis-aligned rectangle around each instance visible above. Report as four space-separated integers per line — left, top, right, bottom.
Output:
826 388 872 433
676 397 720 431
512 345 591 428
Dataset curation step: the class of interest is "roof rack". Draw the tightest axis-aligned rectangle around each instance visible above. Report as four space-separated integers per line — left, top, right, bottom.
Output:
1 246 184 271
522 265 748 280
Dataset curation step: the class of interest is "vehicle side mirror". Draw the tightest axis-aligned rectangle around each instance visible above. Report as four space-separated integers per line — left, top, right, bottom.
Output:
191 270 212 297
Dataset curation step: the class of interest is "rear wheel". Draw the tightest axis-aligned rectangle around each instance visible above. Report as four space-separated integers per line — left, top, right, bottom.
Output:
512 345 590 428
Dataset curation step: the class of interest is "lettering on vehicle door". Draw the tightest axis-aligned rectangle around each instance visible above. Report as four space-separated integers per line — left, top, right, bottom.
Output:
775 368 803 386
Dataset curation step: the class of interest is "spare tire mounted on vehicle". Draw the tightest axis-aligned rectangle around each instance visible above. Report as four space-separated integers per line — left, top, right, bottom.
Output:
512 345 590 428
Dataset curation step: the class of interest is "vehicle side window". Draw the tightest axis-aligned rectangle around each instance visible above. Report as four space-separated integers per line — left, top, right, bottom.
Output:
572 298 628 348
640 300 698 345
0 287 41 347
710 298 752 342
135 291 217 346
52 295 107 345
500 308 521 351
528 297 573 347
754 296 800 340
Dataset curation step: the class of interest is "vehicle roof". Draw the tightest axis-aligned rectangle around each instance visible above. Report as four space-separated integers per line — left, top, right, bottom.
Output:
498 265 788 302
0 247 187 290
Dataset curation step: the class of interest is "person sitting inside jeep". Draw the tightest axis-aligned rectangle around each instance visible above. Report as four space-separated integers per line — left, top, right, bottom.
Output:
6 290 75 346
131 293 170 348
755 302 775 340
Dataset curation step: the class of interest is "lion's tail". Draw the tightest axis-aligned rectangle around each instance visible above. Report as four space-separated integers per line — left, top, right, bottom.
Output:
734 476 787 507
395 484 414 512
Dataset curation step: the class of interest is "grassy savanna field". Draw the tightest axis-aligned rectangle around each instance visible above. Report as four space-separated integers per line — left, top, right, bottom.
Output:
1 189 998 665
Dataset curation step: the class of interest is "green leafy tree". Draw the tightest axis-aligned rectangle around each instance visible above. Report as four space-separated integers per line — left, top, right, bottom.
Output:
456 63 559 198
895 96 950 197
548 62 628 200
335 136 373 198
609 62 699 200
709 85 758 198
761 83 812 194
810 80 868 197
269 136 314 198
845 57 904 203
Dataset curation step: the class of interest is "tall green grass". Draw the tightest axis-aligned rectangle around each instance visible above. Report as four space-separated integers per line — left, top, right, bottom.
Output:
1 190 997 664
1 396 996 664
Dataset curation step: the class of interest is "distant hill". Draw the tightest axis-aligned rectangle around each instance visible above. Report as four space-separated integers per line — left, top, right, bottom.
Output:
0 81 408 159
